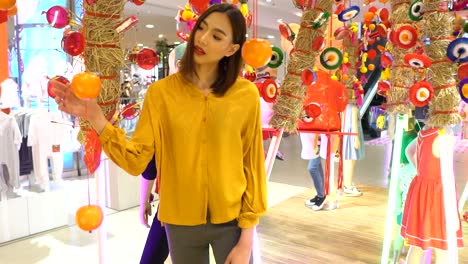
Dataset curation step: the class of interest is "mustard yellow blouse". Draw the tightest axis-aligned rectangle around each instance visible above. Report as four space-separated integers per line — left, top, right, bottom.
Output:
99 73 267 228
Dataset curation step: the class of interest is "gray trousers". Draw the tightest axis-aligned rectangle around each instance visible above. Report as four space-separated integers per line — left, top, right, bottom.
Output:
165 219 253 264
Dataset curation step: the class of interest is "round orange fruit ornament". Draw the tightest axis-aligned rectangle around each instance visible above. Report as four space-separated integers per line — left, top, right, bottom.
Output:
0 0 16 10
76 205 104 233
242 38 272 68
71 72 102 99
7 5 16 16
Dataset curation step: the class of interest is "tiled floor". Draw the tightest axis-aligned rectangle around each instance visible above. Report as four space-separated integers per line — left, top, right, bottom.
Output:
0 133 466 264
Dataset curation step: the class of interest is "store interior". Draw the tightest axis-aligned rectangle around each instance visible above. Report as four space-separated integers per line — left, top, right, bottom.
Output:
0 0 467 263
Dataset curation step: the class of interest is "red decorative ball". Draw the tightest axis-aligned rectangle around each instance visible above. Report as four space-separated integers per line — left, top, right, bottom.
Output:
137 48 158 70
190 0 210 15
45 5 69 29
47 76 70 99
62 31 85 56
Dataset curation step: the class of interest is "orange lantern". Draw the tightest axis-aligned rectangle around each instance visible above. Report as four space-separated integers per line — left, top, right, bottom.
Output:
242 38 272 68
71 72 101 99
76 205 104 233
0 0 15 10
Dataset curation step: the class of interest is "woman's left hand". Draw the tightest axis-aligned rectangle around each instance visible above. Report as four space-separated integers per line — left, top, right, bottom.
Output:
224 242 251 264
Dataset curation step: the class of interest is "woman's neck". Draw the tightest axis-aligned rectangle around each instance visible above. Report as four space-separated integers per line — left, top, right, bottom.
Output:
191 64 219 91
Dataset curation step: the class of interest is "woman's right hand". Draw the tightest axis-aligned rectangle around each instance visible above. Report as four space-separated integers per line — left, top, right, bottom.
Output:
51 79 107 133
50 79 89 118
139 201 152 228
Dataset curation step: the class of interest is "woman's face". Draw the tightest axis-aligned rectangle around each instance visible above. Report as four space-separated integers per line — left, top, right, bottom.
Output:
192 12 239 67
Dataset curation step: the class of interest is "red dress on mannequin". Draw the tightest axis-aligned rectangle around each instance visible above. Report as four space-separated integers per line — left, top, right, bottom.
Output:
400 128 464 250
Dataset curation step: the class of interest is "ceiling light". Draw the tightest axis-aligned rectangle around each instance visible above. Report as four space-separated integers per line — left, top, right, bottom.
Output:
294 12 302 17
158 34 164 38
137 43 144 47
145 24 155 29
266 35 275 39
174 41 181 45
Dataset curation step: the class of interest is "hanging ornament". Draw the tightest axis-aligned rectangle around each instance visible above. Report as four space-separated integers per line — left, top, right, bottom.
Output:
452 0 468 11
190 0 210 15
313 11 330 29
62 31 85 56
137 48 159 70
278 22 296 43
378 8 389 22
320 47 343 70
85 0 97 5
76 204 104 233
447 38 468 63
377 80 391 96
267 46 284 68
459 63 468 80
255 79 278 103
404 53 432 69
301 68 317 86
459 78 468 103
367 49 378 60
121 102 141 120
394 25 418 49
338 6 360 22
0 0 15 10
334 26 352 40
409 0 424 21
291 0 313 10
71 72 102 100
84 129 102 173
115 16 139 34
242 39 272 68
45 5 70 29
47 76 70 99
381 52 393 68
303 103 322 119
176 31 190 42
409 81 434 107
312 35 325 51
130 0 145 6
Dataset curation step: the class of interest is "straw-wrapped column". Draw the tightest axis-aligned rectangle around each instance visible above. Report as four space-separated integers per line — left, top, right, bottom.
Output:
270 0 333 131
422 0 461 126
79 0 126 142
386 0 416 114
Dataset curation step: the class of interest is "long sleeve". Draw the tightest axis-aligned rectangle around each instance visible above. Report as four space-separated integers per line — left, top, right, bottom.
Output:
99 92 156 176
238 97 267 228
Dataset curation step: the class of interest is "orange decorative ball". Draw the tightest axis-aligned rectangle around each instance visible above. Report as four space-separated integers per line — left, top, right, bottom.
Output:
76 205 104 233
0 0 16 10
7 5 16 16
71 72 102 99
242 38 272 68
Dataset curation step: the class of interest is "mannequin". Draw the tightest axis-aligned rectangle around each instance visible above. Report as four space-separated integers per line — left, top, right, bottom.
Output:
341 102 365 196
0 110 22 200
401 126 464 263
21 55 49 109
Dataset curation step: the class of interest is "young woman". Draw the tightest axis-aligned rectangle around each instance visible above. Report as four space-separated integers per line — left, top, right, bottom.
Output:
51 4 267 264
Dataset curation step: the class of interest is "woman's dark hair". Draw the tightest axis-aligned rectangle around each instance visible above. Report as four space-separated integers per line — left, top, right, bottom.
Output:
178 4 246 96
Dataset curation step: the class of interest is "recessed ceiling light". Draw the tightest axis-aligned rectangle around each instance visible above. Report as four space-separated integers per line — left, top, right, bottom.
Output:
294 12 302 17
174 41 181 45
146 24 155 29
137 43 144 47
158 34 164 38
266 35 275 39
